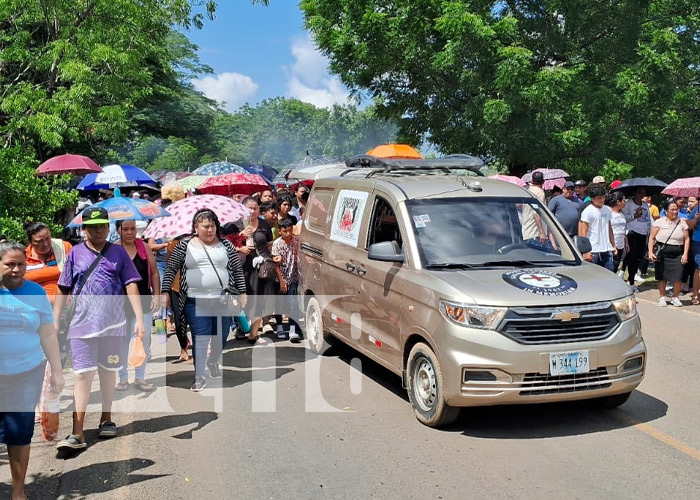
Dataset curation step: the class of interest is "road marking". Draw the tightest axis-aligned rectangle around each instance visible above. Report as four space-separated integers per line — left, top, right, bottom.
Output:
636 296 700 317
616 413 700 462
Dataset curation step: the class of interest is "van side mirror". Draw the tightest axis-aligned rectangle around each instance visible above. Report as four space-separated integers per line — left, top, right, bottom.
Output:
573 236 592 255
368 241 405 263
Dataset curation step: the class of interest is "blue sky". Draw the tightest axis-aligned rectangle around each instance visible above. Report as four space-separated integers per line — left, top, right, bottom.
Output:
183 2 352 111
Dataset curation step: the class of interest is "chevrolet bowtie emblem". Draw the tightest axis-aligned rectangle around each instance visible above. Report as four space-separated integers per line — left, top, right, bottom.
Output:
552 310 581 322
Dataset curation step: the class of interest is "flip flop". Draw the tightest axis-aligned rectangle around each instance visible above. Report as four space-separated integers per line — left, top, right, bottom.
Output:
248 336 270 346
56 434 87 451
98 421 117 439
133 380 156 392
115 381 129 391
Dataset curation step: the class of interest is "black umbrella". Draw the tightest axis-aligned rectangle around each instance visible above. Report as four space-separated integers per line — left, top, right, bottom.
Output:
611 177 668 196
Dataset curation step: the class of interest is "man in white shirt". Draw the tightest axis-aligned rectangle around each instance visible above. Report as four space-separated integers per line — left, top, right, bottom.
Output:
579 185 617 271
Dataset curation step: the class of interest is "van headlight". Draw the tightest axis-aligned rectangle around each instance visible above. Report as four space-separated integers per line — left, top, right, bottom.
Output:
440 300 507 330
612 295 637 321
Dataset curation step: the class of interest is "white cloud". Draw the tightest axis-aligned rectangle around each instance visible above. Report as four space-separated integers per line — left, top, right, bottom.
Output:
192 72 259 112
285 35 351 108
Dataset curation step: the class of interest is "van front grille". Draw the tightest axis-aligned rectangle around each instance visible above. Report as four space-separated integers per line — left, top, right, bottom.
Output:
519 368 611 396
497 303 620 345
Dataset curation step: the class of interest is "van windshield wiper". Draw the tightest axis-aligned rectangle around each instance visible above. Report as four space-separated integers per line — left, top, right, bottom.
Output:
425 263 477 269
478 260 561 267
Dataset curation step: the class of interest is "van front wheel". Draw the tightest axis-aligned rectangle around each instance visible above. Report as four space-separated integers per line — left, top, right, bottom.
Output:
306 296 334 355
407 343 460 427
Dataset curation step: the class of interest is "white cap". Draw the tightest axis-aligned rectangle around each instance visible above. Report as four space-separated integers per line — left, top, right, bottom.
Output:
131 192 141 198
592 175 606 184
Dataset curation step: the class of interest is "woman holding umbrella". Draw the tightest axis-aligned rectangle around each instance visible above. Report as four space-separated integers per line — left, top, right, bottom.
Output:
161 209 247 391
648 200 690 307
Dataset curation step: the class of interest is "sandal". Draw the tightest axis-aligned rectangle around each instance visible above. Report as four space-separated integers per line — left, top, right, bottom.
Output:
98 421 117 439
692 296 700 305
133 379 156 392
56 434 87 451
115 381 129 391
175 350 190 363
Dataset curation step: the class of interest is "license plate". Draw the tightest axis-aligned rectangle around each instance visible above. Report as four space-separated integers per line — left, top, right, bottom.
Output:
549 350 590 376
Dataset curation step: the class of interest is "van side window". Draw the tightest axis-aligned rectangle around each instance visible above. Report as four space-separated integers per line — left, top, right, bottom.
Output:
307 188 334 232
367 197 403 250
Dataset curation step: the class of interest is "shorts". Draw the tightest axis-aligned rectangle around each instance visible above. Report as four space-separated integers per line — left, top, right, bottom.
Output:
0 411 37 446
70 336 124 374
0 361 46 445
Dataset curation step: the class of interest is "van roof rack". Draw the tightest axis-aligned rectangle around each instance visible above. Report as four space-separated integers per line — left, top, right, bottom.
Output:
342 154 485 178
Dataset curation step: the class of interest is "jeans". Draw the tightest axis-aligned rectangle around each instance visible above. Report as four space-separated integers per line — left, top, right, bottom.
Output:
184 298 232 378
275 281 300 325
156 261 170 319
592 251 614 271
119 313 152 382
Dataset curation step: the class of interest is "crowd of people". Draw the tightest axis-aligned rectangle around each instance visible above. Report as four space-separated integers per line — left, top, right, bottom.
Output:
537 172 698 306
0 184 306 497
2 168 698 495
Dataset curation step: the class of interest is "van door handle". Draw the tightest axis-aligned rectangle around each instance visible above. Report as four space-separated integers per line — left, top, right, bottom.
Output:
345 262 356 272
356 265 366 276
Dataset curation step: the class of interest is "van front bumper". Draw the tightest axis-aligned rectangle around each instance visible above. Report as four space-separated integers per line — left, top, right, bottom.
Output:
439 315 646 407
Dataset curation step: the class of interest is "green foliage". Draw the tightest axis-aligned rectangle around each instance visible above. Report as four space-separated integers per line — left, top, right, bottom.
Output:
301 0 700 179
0 147 77 241
0 0 216 235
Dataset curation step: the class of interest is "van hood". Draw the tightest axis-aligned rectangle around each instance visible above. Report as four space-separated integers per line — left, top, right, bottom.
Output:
428 263 632 307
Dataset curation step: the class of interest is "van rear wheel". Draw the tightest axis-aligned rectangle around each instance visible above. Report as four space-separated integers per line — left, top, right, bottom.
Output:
406 343 460 427
306 296 334 355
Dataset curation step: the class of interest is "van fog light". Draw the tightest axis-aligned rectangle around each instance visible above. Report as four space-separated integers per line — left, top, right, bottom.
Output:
620 356 644 373
463 371 497 383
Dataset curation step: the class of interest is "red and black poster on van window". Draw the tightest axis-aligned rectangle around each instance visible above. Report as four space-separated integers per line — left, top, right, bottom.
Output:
330 189 369 246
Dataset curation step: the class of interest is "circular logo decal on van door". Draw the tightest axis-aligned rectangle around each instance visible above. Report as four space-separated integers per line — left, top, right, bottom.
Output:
502 270 577 296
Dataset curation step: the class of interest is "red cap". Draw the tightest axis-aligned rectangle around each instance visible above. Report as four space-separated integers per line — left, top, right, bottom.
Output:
610 179 622 189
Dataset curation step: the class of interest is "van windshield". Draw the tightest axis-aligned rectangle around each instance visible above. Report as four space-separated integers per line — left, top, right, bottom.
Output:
406 197 580 267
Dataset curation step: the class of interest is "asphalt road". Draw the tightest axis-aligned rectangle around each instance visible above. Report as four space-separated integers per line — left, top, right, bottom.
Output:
2 293 700 500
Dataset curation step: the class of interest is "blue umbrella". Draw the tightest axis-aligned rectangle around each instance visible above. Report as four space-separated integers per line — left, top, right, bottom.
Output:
243 164 278 184
77 164 156 190
66 197 170 228
192 161 247 176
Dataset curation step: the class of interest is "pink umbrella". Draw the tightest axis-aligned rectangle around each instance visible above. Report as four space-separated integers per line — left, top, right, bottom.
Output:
198 173 270 196
489 174 526 187
543 177 567 190
661 177 700 197
143 195 250 239
522 168 568 182
36 154 103 176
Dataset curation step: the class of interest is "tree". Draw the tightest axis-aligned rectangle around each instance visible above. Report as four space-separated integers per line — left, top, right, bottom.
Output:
118 97 398 170
301 0 700 178
0 0 216 239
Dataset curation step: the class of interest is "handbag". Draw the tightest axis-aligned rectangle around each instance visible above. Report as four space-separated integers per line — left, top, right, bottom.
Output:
258 259 279 282
653 220 680 258
58 243 111 336
199 240 241 312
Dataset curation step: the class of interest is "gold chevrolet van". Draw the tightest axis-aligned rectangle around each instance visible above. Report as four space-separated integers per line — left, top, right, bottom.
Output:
298 156 645 427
